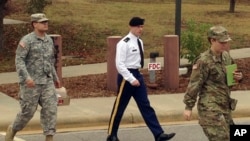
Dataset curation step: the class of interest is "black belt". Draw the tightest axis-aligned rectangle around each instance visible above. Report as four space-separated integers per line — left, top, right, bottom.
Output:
127 68 139 72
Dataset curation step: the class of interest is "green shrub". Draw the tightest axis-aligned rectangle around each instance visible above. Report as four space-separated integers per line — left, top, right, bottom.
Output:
180 20 211 64
26 0 52 14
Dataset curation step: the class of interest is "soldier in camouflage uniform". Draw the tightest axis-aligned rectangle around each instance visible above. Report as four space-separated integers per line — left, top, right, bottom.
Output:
183 26 243 141
5 13 60 141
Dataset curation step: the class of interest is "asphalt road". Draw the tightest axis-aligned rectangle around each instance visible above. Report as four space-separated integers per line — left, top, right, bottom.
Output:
1 123 206 141
1 118 250 141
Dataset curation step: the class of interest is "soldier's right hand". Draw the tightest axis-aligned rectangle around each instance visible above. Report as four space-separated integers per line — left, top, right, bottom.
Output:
25 79 35 88
54 80 61 88
131 79 140 87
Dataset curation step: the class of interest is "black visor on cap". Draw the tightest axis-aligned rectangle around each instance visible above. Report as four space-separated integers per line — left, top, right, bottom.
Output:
129 17 144 26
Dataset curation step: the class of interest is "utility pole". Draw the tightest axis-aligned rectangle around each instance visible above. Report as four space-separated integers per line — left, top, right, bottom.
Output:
175 0 182 66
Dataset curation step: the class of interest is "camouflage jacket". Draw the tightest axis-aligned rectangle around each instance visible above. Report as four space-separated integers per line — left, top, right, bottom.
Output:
15 32 59 84
183 49 234 113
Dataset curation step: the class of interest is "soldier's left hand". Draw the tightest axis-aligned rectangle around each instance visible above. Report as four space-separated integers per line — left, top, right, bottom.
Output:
233 70 243 81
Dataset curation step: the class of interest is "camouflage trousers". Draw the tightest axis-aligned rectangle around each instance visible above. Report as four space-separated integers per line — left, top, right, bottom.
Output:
12 83 58 135
198 111 234 141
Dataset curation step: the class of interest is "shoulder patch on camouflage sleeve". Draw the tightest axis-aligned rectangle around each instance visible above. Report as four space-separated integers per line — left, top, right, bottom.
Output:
123 37 130 42
19 42 26 48
192 64 198 70
192 60 202 70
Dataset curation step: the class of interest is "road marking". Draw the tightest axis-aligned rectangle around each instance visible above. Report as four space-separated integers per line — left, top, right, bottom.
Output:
0 132 26 141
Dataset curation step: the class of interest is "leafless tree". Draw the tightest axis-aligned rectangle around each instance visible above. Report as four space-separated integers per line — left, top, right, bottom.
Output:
0 0 52 52
0 0 8 51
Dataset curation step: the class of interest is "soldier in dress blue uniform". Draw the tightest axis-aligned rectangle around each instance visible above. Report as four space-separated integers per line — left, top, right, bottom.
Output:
106 17 175 141
5 13 60 141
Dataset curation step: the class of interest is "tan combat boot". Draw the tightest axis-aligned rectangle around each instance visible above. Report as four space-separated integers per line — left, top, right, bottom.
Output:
5 125 17 141
45 135 53 141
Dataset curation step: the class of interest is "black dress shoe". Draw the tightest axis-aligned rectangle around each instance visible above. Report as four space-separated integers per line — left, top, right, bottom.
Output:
106 135 120 141
156 133 176 141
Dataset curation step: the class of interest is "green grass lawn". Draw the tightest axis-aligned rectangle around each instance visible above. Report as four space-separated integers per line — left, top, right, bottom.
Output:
48 0 250 52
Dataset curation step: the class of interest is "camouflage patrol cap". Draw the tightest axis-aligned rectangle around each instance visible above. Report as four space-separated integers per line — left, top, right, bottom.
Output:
31 13 49 22
207 26 232 42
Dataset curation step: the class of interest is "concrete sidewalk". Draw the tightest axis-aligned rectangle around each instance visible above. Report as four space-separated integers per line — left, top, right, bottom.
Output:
0 48 250 132
1 91 250 132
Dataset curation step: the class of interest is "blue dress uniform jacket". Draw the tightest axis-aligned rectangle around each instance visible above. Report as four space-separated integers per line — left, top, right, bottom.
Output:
116 32 142 83
107 32 164 140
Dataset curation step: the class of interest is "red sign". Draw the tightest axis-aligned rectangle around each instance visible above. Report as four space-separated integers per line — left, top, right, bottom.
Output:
148 63 161 70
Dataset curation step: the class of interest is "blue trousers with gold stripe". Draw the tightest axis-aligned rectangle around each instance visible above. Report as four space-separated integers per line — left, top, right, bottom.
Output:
107 69 164 139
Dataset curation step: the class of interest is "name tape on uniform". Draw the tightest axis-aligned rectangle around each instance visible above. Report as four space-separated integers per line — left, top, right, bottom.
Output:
230 125 250 141
148 63 161 70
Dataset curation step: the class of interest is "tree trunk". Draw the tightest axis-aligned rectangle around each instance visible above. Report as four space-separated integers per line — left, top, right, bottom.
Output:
0 0 8 52
229 0 236 13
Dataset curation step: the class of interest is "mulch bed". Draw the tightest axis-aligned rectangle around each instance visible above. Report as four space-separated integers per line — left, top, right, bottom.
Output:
0 58 250 99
